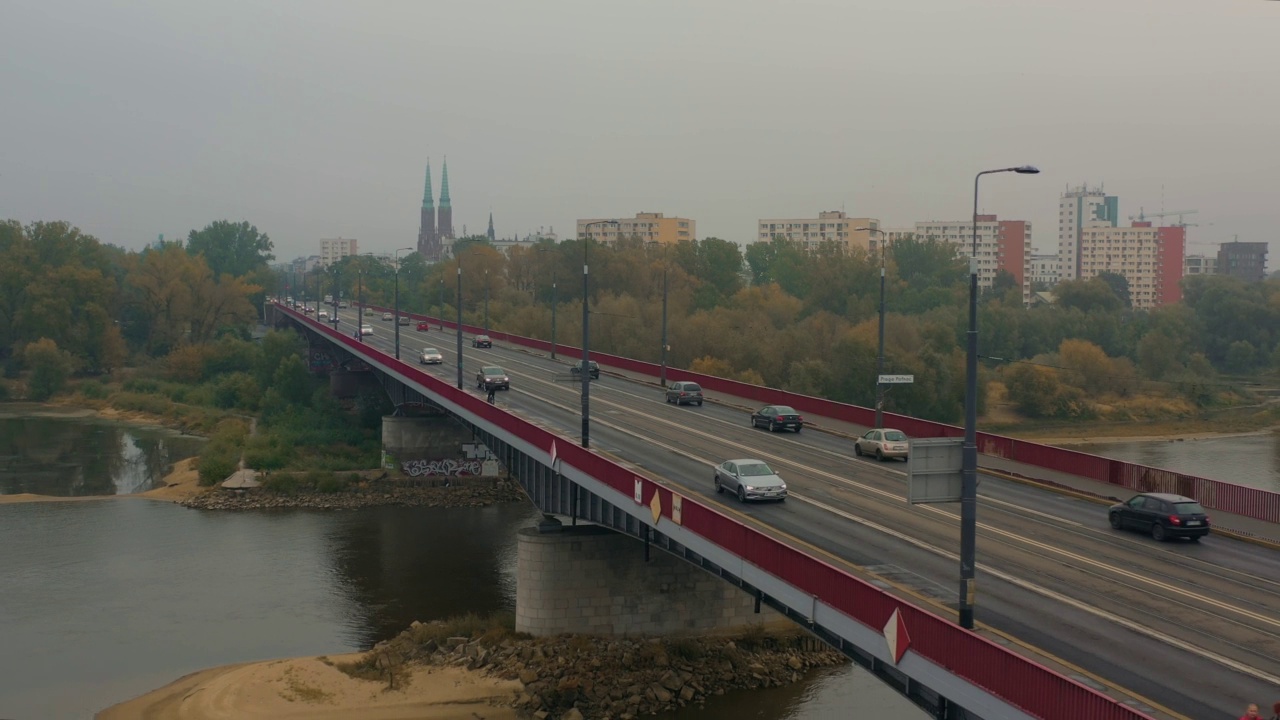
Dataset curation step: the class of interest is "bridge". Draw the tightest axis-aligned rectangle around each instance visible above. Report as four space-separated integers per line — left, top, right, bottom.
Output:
270 301 1280 720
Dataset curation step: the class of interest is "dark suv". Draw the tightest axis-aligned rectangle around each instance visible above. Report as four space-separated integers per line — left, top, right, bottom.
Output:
569 360 600 379
665 381 703 406
472 335 493 348
1108 492 1210 541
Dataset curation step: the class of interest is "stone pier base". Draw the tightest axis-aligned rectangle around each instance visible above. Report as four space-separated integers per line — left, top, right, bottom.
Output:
515 524 780 637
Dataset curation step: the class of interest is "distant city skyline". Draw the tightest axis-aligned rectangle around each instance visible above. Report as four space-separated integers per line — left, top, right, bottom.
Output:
2 0 1275 271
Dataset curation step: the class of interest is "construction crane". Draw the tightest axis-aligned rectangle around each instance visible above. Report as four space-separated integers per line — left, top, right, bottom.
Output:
1128 208 1199 225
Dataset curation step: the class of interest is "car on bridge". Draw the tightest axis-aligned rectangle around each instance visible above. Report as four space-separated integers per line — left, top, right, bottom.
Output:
569 360 600 380
472 335 493 348
751 405 803 433
665 381 703 406
419 347 443 365
397 315 410 325
854 428 909 461
417 321 431 331
318 310 329 320
381 312 393 321
1108 492 1210 541
476 366 509 391
356 324 374 337
714 459 787 503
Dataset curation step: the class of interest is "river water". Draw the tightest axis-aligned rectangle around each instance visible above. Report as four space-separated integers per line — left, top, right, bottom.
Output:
1071 430 1280 492
0 417 924 719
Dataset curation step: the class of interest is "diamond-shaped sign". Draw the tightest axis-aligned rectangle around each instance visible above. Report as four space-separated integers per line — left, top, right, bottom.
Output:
883 608 911 664
650 491 662 524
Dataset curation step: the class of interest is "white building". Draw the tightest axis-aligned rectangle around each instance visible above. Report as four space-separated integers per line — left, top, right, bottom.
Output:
1058 185 1118 282
1030 253 1059 287
1184 254 1218 277
1078 222 1185 309
757 211 879 252
320 238 359 266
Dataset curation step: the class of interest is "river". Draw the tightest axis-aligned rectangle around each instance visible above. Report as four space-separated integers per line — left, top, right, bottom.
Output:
0 416 924 719
1070 430 1280 492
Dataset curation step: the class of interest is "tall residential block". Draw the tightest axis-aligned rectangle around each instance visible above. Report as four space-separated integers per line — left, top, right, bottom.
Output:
1058 184 1119 282
1216 241 1268 282
757 211 878 252
911 216 1033 302
320 237 358 266
1077 221 1185 308
1183 254 1218 277
577 212 695 245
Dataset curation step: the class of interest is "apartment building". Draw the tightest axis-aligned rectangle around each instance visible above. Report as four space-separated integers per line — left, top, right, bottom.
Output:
1077 222 1185 308
911 216 1033 301
756 211 878 252
320 237 359 266
1184 254 1218 277
577 212 695 245
1058 184 1119 282
1216 241 1268 282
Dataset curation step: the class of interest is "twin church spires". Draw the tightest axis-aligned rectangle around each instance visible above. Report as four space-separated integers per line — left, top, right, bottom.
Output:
417 159 454 261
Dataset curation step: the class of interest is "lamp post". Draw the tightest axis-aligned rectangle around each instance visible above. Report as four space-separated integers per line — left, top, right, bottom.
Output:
660 262 669 388
438 278 445 331
580 220 618 448
356 265 365 342
960 165 1040 630
455 265 463 390
857 226 888 429
393 247 413 360
550 273 558 360
484 269 490 335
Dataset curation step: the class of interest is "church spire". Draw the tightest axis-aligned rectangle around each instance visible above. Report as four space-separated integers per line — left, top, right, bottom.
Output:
439 157 451 209
422 161 434 210
487 211 495 241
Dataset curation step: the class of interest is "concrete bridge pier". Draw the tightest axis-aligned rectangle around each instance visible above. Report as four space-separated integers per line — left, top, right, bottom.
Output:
382 413 499 479
516 522 781 637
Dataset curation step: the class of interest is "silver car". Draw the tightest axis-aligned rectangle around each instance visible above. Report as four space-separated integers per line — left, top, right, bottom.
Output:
419 347 443 364
854 428 910 461
714 459 787 503
381 312 393 321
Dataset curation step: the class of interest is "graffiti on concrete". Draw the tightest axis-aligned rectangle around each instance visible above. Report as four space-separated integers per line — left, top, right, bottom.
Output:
401 458 485 477
461 443 496 460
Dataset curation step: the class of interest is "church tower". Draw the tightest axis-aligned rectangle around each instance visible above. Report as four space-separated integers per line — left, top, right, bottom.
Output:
437 158 454 245
417 161 438 260
487 211 495 241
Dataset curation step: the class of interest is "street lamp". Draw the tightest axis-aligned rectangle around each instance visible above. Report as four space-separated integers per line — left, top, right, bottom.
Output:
960 164 1039 631
393 247 413 360
438 277 445 331
455 264 463 390
484 269 490 335
550 272 558 361
856 226 888 429
579 219 618 448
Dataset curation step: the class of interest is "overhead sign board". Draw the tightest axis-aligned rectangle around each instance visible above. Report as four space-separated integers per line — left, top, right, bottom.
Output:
907 437 963 504
878 374 915 384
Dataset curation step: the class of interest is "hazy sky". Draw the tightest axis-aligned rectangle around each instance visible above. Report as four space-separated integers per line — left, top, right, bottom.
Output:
2 0 1276 266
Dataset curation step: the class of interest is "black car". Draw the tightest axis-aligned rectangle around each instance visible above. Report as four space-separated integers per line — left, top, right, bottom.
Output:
751 405 804 433
472 335 493 348
665 381 703 406
1108 492 1210 541
476 366 510 391
569 360 600 379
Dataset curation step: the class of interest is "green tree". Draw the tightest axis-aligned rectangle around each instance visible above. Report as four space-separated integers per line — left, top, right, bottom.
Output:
1095 272 1131 308
186 221 274 278
1224 340 1257 374
1054 278 1122 314
24 338 74 400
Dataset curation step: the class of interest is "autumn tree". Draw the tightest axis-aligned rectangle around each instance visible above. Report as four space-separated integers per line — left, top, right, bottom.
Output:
186 221 274 278
24 338 74 400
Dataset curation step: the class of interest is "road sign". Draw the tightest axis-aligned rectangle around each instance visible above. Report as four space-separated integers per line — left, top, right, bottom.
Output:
878 374 915 384
907 438 963 504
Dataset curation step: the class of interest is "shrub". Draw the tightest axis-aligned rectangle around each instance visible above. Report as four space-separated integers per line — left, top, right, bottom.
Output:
243 434 293 470
213 372 260 410
0 379 9 400
24 338 75 401
112 391 174 416
315 473 348 493
166 344 215 383
197 451 238 486
123 377 160 394
261 472 301 494
77 380 110 399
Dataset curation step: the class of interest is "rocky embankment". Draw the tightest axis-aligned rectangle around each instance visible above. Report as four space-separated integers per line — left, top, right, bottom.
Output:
181 479 527 510
368 621 847 719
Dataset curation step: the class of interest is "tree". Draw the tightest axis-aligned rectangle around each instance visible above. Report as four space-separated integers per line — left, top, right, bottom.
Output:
1224 340 1257 374
24 338 74 400
1005 363 1069 418
1053 278 1122 314
186 221 274 278
1095 272 1131 308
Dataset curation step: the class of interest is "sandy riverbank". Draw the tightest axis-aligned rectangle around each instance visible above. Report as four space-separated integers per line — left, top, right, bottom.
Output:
96 654 521 720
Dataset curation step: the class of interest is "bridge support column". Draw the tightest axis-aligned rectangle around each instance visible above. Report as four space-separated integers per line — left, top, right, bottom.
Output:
516 524 781 637
382 414 496 478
